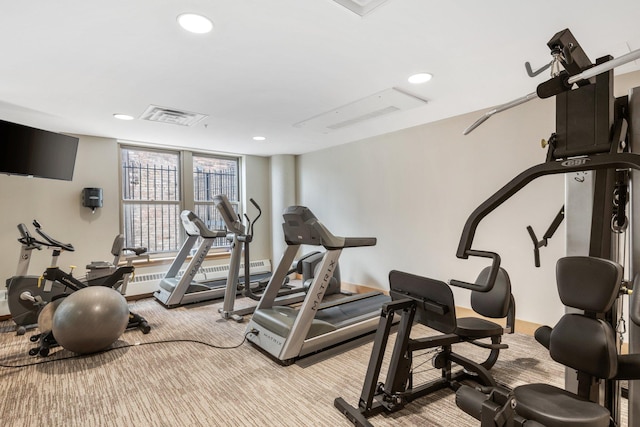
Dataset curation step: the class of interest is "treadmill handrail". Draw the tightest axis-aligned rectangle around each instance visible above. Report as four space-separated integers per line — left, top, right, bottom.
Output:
313 220 377 249
457 152 640 259
283 206 377 249
180 210 227 239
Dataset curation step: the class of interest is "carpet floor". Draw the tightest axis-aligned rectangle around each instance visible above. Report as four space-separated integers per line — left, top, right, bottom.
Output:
0 297 629 426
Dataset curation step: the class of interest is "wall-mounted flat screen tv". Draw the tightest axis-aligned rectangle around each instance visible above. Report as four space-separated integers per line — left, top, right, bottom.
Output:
0 119 79 181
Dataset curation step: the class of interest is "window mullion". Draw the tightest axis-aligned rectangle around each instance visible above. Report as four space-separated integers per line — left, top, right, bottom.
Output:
182 150 194 213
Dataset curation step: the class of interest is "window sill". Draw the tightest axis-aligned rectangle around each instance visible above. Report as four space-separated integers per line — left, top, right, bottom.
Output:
122 251 231 269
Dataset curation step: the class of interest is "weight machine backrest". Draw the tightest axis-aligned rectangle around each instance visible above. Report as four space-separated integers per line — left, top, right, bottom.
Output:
471 267 512 319
556 256 622 312
548 256 623 380
389 270 457 334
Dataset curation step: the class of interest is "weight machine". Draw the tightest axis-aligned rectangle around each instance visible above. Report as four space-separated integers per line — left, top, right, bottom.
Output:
459 28 640 426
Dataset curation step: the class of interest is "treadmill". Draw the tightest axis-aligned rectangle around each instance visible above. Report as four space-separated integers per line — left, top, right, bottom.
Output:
245 205 390 364
154 210 231 307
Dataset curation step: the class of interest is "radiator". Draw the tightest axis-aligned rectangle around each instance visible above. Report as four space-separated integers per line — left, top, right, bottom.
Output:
127 259 272 296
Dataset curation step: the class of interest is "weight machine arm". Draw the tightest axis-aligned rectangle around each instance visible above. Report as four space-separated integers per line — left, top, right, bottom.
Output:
454 153 640 290
464 29 640 135
526 206 565 267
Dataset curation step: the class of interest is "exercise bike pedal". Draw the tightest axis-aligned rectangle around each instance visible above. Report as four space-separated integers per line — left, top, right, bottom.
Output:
139 322 151 334
29 333 41 342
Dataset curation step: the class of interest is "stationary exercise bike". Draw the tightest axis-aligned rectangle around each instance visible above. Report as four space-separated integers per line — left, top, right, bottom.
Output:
6 221 148 336
5 221 151 355
6 222 71 335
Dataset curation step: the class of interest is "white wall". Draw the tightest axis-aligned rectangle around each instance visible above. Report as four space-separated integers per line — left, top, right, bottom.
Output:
4 73 640 327
0 135 121 282
296 70 640 327
1 135 272 315
269 155 296 260
243 154 272 262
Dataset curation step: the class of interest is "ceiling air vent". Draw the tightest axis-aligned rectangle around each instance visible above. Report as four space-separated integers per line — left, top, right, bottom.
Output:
140 105 207 127
332 0 392 16
294 88 427 133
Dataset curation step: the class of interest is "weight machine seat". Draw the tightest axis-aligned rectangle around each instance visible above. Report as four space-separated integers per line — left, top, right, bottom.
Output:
457 256 629 426
513 384 610 427
454 317 504 338
453 266 514 339
511 257 622 425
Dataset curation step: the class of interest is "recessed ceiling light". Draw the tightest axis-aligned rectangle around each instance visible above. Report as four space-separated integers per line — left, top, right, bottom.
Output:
177 13 213 34
252 136 266 141
408 73 433 84
113 113 134 120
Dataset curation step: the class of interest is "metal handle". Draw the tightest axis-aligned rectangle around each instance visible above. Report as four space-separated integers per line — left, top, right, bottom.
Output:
463 47 640 135
449 250 501 292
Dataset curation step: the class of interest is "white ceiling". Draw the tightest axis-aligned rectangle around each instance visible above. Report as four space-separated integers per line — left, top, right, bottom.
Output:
1 0 640 157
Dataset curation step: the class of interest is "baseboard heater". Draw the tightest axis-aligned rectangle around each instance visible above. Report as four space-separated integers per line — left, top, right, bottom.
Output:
130 259 272 288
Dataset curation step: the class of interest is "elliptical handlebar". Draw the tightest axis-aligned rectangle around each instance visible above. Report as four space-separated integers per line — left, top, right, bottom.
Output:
213 194 246 236
213 194 263 239
248 198 261 238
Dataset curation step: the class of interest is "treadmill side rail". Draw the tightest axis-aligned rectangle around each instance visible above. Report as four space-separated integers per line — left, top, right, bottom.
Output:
278 250 342 360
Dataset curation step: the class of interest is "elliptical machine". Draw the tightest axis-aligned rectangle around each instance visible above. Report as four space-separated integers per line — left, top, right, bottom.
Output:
214 195 328 322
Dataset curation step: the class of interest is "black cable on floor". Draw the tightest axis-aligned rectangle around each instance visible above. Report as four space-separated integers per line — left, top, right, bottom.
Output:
0 332 250 369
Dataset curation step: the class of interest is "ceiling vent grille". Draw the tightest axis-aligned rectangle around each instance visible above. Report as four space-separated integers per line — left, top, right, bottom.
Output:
141 105 207 127
294 88 427 132
331 0 392 16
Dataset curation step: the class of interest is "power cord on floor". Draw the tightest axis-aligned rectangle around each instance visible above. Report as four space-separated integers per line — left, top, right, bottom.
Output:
0 331 253 369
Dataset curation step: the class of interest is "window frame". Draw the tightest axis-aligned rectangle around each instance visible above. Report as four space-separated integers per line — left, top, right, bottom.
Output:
119 143 242 256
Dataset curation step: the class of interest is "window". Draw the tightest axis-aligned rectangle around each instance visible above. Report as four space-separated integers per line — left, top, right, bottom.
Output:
120 146 240 254
192 154 240 247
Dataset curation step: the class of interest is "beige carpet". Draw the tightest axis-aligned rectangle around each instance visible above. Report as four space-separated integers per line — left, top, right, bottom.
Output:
0 298 629 426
